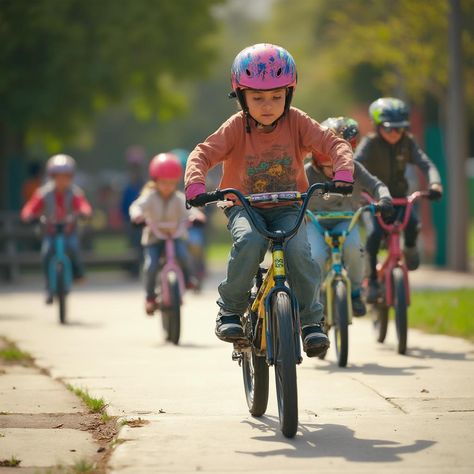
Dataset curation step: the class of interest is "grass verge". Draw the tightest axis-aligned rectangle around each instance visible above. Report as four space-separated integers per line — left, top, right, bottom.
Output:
66 385 107 413
0 338 33 364
409 289 474 341
0 456 21 467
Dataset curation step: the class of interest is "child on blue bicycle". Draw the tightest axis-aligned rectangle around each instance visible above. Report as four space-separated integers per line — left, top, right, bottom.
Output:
305 117 393 317
129 153 202 315
185 43 354 357
354 98 443 303
21 154 92 304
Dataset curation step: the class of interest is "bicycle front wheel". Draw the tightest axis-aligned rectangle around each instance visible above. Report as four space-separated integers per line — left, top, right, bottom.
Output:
162 272 181 345
392 267 408 355
333 281 349 367
56 263 67 325
272 292 298 438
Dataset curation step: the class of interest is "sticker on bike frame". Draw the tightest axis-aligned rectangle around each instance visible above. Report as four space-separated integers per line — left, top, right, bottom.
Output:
273 250 285 277
247 191 301 203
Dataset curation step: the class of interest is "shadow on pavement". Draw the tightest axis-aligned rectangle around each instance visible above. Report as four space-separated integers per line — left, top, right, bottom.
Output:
238 416 435 462
0 313 33 321
308 362 429 376
406 346 474 361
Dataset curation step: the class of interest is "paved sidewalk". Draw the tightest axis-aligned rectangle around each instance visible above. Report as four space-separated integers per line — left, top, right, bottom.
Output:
0 273 473 473
0 339 115 473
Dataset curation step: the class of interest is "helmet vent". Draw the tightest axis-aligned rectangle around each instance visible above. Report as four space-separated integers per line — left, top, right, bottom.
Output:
245 68 251 76
276 67 282 77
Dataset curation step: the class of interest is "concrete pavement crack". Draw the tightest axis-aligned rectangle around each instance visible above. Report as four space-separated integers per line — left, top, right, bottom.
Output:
350 376 408 414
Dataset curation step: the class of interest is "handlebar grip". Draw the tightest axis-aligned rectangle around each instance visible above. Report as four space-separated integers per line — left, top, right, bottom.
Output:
186 190 225 208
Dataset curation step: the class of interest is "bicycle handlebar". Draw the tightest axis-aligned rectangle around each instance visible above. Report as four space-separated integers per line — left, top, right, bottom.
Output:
362 191 430 232
200 182 350 241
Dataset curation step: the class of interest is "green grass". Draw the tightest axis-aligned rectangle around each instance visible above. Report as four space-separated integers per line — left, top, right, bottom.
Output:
93 235 128 255
0 340 32 363
206 241 231 263
0 456 21 467
66 385 107 413
409 289 474 340
71 458 96 473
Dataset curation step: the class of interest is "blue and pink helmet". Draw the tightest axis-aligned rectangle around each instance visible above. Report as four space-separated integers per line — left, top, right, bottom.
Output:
230 44 297 131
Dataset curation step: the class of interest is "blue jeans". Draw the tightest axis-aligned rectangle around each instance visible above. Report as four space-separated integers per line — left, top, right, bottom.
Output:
143 239 190 299
218 205 323 326
307 221 364 296
42 233 83 293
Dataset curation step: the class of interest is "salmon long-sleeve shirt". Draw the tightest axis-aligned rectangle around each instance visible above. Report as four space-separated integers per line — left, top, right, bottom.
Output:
185 107 354 199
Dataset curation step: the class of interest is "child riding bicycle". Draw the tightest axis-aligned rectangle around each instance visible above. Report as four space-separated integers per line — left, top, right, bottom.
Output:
21 154 92 304
305 117 393 317
354 98 443 303
129 153 202 315
185 43 354 358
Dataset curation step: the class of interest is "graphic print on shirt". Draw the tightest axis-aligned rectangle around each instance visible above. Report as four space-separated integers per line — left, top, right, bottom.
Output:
243 144 297 193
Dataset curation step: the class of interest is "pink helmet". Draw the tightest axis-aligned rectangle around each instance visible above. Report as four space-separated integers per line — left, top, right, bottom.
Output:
149 153 183 180
231 43 297 92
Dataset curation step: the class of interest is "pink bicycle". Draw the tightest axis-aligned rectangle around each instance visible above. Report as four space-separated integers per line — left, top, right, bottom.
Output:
364 191 429 354
147 221 186 345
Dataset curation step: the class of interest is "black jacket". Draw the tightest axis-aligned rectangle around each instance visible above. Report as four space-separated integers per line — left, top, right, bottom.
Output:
354 132 441 198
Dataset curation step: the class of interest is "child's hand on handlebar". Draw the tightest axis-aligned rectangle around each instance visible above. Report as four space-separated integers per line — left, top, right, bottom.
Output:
377 197 394 219
428 183 443 201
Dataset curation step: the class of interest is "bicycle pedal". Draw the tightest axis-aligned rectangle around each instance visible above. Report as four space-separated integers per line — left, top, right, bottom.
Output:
232 339 251 352
232 351 243 366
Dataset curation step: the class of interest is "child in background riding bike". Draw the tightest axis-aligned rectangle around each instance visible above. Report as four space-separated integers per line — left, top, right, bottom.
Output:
21 154 92 304
305 117 393 317
185 43 354 357
129 153 202 315
355 98 443 303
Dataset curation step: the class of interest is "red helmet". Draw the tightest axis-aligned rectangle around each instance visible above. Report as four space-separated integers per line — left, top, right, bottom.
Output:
149 153 183 180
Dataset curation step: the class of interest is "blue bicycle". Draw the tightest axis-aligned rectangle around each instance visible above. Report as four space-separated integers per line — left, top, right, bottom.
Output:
306 204 375 366
44 219 74 324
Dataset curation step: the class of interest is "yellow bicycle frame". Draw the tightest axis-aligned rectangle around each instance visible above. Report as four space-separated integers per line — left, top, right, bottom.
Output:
250 247 286 351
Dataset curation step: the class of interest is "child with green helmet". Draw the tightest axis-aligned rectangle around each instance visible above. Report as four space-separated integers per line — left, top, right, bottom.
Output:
355 97 443 303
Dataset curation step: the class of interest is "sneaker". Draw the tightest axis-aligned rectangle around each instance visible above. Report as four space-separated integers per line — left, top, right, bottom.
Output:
301 324 330 358
366 279 380 304
215 310 244 342
45 294 53 305
351 295 366 317
404 246 420 271
145 298 156 316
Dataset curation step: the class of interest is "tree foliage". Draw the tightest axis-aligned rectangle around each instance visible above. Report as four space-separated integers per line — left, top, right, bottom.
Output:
0 0 222 141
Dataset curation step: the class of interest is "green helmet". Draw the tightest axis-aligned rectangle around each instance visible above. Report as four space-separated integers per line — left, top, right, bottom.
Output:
321 116 359 149
369 97 410 128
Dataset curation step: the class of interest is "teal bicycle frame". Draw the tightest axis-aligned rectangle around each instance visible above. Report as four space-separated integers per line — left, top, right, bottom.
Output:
306 206 372 328
47 223 73 296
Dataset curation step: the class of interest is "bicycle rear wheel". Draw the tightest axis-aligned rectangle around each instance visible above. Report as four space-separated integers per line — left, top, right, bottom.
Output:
162 272 181 345
392 267 408 355
242 340 269 417
56 263 67 325
272 292 298 438
372 303 389 343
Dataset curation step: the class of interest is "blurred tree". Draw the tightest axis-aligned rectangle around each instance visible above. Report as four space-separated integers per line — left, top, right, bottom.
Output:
0 0 222 209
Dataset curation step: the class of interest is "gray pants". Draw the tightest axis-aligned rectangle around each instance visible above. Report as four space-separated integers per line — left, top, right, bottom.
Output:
218 205 323 326
307 220 364 295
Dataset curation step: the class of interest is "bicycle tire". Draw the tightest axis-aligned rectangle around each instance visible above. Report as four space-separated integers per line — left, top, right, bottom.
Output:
333 281 349 367
372 303 389 343
57 263 67 325
393 267 408 355
272 291 298 438
164 272 181 345
242 338 269 417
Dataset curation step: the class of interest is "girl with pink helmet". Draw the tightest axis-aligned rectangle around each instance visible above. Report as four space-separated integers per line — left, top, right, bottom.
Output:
185 43 354 357
130 153 199 315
